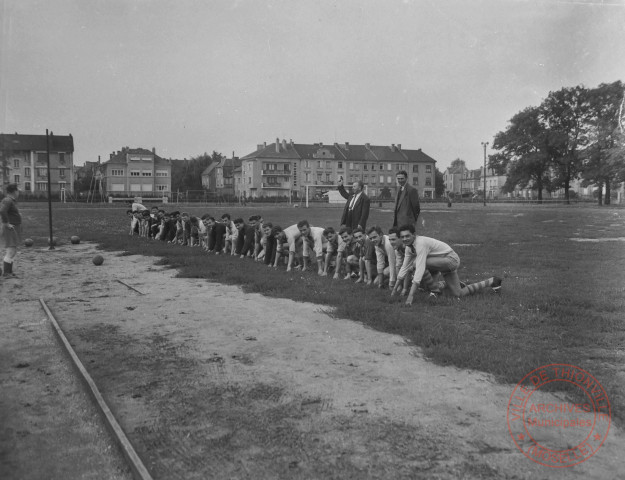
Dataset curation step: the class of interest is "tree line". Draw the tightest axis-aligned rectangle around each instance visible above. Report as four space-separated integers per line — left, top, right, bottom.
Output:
489 80 625 205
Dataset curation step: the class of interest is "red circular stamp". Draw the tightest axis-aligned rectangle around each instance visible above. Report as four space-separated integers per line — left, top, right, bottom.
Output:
507 364 611 468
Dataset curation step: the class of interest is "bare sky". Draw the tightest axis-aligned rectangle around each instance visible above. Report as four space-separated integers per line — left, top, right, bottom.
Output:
1 0 624 170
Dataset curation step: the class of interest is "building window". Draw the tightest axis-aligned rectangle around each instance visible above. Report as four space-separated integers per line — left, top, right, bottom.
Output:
58 181 67 190
413 177 418 185
25 167 31 177
426 165 432 173
59 168 66 178
13 159 19 168
424 191 432 198
371 176 376 184
364 164 368 171
305 172 311 182
37 153 46 163
317 161 322 169
326 161 331 169
379 163 384 171
380 175 384 183
413 165 419 173
371 164 376 171
326 173 331 182
317 173 322 182
59 153 66 164
142 171 152 177
305 160 310 168
337 161 343 169
14 174 20 183
156 185 168 191
387 164 392 171
387 176 392 183
155 170 168 177
37 167 47 177
425 177 432 186
130 171 140 177
349 162 354 170
24 182 31 191
248 177 251 184
111 169 124 176
36 182 48 191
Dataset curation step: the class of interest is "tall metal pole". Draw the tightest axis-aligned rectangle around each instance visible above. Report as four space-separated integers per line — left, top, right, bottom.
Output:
481 141 489 207
46 130 55 249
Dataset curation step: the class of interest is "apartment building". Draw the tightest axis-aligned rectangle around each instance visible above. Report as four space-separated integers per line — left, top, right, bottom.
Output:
0 132 74 195
239 139 437 199
100 147 171 197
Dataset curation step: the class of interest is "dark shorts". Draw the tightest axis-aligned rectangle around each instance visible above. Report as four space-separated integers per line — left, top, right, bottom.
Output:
0 224 22 248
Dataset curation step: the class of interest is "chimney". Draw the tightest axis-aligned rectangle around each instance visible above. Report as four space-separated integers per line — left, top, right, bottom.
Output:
319 142 323 147
365 143 370 149
289 138 293 146
391 144 396 152
345 142 349 150
152 147 155 154
397 144 401 150
282 139 287 150
276 137 280 153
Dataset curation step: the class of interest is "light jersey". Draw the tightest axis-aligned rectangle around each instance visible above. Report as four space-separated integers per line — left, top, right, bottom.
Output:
302 226 328 258
397 235 455 284
374 235 397 283
282 224 301 252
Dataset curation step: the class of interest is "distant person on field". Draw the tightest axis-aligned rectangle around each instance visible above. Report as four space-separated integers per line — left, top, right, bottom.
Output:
0 183 22 278
338 178 370 231
392 224 502 304
393 170 420 229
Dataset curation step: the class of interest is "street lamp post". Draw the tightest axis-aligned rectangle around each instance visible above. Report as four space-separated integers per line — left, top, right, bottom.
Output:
481 141 489 207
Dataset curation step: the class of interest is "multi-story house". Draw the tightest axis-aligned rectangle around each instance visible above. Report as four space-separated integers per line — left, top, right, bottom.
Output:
201 154 241 201
100 147 171 197
239 139 437 199
443 165 470 195
0 132 74 196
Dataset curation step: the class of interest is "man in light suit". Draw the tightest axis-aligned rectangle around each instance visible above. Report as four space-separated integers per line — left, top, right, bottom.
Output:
393 170 421 229
338 178 370 231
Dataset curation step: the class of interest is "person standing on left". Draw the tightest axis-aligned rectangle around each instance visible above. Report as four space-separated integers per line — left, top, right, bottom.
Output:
0 183 22 278
338 178 370 231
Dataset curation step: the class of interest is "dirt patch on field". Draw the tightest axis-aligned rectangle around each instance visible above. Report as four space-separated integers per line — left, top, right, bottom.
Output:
2 242 624 479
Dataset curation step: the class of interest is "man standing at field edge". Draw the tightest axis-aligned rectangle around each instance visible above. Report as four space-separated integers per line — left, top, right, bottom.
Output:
0 183 22 278
393 170 420 229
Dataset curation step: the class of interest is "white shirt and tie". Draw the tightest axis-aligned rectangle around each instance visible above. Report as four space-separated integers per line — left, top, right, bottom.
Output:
349 192 361 210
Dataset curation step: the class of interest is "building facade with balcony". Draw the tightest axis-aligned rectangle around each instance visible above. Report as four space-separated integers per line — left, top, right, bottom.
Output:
100 147 171 197
0 132 74 196
239 139 437 199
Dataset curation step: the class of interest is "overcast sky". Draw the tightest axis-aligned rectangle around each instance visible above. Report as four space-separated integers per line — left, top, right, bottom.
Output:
1 0 624 170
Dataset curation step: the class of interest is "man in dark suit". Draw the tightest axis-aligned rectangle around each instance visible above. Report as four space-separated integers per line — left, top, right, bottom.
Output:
338 179 370 231
393 170 421 228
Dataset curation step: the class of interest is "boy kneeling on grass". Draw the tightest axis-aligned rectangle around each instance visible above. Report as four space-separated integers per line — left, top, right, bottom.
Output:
391 224 502 305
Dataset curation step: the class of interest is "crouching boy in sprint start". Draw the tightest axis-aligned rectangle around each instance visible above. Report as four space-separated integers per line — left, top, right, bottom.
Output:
392 224 502 304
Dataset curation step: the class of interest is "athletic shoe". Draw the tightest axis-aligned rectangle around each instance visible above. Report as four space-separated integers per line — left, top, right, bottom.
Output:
429 292 439 300
460 281 467 288
491 276 503 293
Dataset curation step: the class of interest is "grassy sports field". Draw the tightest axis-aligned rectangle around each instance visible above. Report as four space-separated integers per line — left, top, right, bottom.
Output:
18 201 625 424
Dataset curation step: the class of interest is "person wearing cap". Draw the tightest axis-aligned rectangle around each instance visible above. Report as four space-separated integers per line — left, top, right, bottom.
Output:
0 183 22 278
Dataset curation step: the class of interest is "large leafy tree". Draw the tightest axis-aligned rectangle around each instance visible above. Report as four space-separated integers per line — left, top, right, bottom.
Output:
580 81 625 205
449 158 466 170
171 151 224 191
540 86 592 204
492 106 554 201
434 168 446 197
